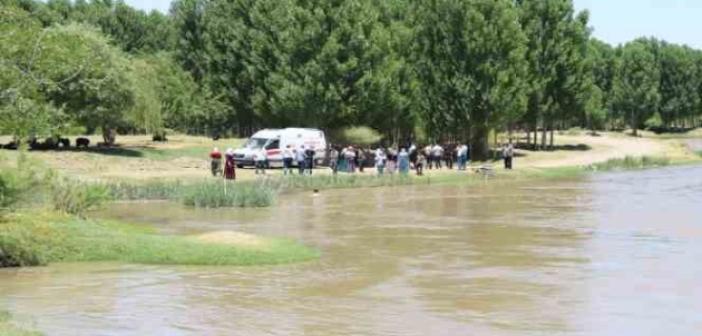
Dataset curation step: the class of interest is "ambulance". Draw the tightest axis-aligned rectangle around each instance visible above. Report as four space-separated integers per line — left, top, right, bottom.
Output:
233 128 327 168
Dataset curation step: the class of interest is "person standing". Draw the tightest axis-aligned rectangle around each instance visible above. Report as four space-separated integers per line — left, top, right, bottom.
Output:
423 145 433 169
398 148 410 175
444 144 454 170
386 147 397 174
416 152 426 176
282 145 294 175
210 147 222 176
224 148 236 180
503 142 514 170
357 148 366 173
409 143 418 169
345 146 356 173
329 146 339 175
296 145 306 175
432 144 444 169
305 145 316 175
254 147 267 175
458 144 469 170
375 147 386 175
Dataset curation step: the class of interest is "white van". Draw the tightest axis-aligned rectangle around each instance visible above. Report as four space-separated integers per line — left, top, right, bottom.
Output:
233 128 327 168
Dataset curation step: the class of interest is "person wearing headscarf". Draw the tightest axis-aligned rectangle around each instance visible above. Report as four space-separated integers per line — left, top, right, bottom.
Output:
398 148 410 175
224 148 236 180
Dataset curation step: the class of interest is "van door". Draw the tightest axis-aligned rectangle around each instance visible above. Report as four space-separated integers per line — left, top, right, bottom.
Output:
265 139 281 167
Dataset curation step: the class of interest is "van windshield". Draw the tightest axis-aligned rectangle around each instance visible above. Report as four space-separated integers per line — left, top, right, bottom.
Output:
244 138 268 149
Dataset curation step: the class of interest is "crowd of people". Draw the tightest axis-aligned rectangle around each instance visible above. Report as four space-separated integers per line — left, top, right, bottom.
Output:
327 143 473 176
208 142 515 180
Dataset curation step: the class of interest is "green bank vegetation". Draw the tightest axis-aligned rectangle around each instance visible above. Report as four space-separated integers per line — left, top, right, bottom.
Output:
0 212 317 267
0 311 40 336
0 157 317 268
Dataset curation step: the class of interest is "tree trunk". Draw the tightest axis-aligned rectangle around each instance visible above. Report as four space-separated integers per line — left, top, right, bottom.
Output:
549 128 554 149
102 128 116 146
541 126 547 150
630 109 638 137
470 125 490 161
533 125 538 150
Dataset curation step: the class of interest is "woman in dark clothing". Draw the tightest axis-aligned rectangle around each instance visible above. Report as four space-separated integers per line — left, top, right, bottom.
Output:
224 148 236 180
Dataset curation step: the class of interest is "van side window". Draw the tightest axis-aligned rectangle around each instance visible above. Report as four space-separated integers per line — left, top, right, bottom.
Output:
266 140 280 150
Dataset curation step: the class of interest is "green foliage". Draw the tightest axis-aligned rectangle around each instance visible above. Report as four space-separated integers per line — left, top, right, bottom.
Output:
181 182 276 208
4 0 702 145
49 178 111 216
612 40 661 135
645 112 664 129
332 126 383 145
0 155 46 212
412 0 528 159
590 156 670 171
520 0 592 148
0 212 318 267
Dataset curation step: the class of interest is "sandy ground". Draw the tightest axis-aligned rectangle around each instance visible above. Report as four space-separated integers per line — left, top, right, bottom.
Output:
193 231 269 250
1 131 699 181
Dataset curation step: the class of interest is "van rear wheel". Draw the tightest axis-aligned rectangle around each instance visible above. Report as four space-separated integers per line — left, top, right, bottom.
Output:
237 164 244 169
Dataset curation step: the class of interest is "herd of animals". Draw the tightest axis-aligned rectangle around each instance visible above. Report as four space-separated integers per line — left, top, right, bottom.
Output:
1 134 168 150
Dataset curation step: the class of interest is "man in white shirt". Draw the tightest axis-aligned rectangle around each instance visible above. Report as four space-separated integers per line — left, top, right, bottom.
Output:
431 144 444 169
254 147 267 175
282 145 294 175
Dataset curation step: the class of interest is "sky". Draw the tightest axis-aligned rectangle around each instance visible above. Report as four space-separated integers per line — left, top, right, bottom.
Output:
124 0 702 49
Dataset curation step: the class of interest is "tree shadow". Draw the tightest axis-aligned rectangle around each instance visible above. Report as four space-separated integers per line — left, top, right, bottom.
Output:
64 146 145 158
515 143 591 152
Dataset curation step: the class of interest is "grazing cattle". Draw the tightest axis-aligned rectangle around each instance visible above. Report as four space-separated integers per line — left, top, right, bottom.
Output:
152 133 168 142
76 137 90 148
58 138 70 149
2 142 18 150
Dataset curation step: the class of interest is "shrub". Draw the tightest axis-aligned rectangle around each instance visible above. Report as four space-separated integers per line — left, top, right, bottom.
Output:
50 178 112 216
0 155 45 212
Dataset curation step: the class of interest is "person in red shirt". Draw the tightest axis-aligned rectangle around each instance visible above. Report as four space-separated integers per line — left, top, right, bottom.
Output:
210 147 222 176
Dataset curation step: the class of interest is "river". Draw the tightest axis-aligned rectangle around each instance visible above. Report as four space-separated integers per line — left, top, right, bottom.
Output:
1 166 701 335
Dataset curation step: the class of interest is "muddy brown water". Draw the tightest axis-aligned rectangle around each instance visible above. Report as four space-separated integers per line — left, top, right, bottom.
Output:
1 166 702 335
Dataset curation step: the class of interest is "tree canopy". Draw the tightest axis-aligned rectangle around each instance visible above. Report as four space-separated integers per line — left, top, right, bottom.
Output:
2 0 702 153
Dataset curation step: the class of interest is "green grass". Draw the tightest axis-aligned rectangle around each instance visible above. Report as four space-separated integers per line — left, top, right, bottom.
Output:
181 181 276 208
106 174 420 208
0 212 318 267
589 155 671 171
0 310 41 336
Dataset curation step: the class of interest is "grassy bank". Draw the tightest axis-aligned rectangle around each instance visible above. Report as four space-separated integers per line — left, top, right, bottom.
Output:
106 174 419 208
0 212 318 267
589 155 671 171
103 154 691 208
0 311 40 336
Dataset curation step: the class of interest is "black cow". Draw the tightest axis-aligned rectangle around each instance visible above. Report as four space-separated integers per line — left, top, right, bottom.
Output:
76 137 90 148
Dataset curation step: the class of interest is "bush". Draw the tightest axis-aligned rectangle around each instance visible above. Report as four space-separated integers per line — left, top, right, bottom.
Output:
50 178 112 216
0 156 45 212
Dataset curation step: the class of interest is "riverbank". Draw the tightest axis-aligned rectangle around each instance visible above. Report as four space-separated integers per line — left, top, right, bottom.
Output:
2 130 699 182
0 211 318 267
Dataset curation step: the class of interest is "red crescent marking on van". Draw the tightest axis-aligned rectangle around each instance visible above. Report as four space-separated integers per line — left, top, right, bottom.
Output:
267 149 281 155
